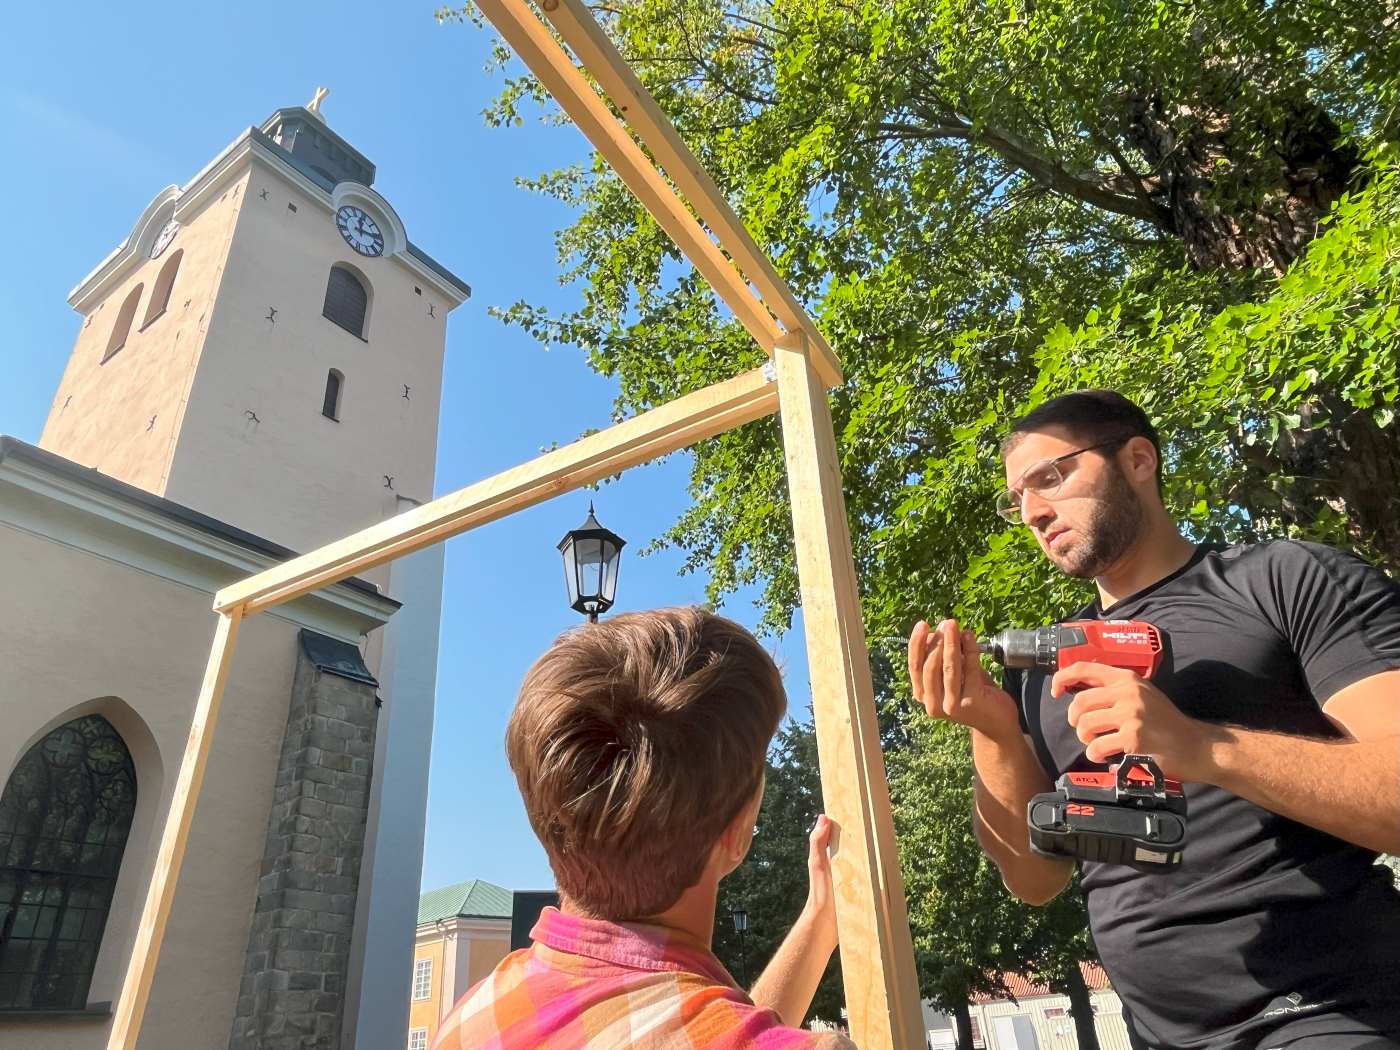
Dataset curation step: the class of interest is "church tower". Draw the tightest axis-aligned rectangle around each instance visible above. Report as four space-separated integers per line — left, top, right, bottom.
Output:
32 95 470 1050
41 100 470 562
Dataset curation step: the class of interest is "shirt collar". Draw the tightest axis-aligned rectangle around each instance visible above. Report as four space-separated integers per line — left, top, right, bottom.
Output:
530 907 736 987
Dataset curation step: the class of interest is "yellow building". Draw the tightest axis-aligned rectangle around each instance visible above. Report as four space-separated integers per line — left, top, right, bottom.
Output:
407 880 513 1049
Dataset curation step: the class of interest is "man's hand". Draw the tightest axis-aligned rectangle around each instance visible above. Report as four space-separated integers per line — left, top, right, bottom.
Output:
800 815 838 953
909 618 1023 742
1052 662 1215 779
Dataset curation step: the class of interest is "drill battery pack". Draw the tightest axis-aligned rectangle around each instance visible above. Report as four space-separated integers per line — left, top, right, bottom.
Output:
1027 755 1188 871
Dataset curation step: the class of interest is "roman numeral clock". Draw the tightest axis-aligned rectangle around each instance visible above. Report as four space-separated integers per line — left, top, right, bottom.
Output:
335 204 385 257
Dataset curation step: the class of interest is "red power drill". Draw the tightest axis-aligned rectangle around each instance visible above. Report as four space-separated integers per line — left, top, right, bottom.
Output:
978 619 1188 871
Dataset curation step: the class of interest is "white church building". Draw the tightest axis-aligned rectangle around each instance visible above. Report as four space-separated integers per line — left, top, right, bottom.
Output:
0 99 469 1049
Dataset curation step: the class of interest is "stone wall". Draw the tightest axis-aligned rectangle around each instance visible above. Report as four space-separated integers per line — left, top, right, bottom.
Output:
228 630 379 1050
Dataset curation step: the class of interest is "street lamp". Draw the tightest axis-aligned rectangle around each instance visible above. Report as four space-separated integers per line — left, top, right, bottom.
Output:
558 503 626 623
730 907 750 987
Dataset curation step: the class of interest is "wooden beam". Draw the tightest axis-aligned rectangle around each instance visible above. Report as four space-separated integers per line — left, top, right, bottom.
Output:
774 336 924 1049
108 608 244 1050
540 0 843 387
472 0 842 388
216 367 778 615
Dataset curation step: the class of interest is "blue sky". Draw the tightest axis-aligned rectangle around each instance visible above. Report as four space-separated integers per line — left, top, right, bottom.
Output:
2 1 816 894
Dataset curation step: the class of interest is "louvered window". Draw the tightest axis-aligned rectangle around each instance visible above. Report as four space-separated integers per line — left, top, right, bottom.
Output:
322 266 368 339
323 370 343 421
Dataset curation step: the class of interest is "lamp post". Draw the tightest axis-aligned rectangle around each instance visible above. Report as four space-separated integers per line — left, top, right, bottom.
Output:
557 503 626 623
730 907 749 988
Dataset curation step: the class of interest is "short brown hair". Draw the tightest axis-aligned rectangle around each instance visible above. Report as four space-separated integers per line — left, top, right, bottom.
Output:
506 607 786 920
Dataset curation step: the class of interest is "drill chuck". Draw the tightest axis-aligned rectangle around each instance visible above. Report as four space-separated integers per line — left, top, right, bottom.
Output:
978 627 1059 670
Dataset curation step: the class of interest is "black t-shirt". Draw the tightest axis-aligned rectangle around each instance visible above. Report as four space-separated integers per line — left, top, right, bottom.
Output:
1005 541 1400 1050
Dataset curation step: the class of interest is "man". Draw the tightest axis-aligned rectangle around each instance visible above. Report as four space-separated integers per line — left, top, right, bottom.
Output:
909 390 1400 1049
434 607 852 1049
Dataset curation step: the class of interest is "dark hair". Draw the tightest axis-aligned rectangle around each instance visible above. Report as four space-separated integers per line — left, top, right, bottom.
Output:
1001 389 1162 489
506 607 786 921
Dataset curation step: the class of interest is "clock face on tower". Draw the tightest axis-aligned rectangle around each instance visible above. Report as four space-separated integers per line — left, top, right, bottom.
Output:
335 205 385 257
150 219 180 259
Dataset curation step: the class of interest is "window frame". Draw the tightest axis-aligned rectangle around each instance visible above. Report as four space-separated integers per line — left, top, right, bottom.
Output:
408 1027 429 1050
411 957 432 1001
140 249 183 330
102 285 144 363
322 370 344 422
322 264 370 341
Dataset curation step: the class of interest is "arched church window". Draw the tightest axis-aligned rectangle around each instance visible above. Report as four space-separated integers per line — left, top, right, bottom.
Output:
102 285 143 362
323 369 344 421
0 715 137 1011
322 265 368 339
141 249 183 329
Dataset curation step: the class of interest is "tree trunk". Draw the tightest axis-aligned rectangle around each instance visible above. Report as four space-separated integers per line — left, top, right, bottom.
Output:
1123 93 1358 273
1062 963 1102 1050
1272 400 1400 573
952 999 975 1050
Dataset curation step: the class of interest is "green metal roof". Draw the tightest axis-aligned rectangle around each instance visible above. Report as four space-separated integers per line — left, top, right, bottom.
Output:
417 879 513 925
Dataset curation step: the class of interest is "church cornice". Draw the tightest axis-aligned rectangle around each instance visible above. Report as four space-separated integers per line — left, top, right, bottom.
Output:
0 436 400 643
68 125 471 314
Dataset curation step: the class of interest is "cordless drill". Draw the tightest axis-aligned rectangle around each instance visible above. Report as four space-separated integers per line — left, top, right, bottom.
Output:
978 619 1188 871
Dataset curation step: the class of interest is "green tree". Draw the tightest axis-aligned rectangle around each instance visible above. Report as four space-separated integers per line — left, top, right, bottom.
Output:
712 719 845 1025
445 0 1399 1037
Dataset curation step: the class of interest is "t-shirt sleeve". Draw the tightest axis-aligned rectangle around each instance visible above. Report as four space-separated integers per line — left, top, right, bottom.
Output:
1003 666 1029 733
1261 541 1400 703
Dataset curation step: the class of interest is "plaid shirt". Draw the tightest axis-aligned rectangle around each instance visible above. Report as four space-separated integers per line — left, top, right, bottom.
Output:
431 907 855 1050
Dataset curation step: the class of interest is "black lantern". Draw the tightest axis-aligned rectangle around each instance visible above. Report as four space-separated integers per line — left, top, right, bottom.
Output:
557 503 626 623
730 907 750 986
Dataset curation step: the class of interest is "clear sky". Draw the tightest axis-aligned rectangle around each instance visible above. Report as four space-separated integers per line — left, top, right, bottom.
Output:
2 1 815 895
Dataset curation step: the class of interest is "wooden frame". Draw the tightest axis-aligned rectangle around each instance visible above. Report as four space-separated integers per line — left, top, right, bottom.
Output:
108 2 923 1047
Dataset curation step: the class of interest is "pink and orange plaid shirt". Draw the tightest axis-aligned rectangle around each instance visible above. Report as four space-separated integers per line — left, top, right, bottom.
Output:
431 907 855 1050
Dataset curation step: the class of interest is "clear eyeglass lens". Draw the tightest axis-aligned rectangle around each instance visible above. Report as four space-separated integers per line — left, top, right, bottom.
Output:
997 461 1066 522
1024 462 1064 492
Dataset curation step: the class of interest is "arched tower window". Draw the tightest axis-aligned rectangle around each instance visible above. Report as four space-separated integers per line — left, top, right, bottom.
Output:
322 265 368 339
102 285 143 363
141 249 183 328
0 715 137 1011
322 369 344 421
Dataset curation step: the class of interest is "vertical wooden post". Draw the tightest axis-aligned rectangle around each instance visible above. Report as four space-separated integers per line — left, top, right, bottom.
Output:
775 337 924 1049
108 608 244 1050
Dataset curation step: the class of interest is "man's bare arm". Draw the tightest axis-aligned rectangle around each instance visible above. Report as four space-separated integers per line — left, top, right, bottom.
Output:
910 619 1073 905
972 729 1075 904
1056 665 1400 854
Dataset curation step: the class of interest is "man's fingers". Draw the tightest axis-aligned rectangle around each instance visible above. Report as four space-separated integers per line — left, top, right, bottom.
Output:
940 620 963 716
1066 687 1116 726
1073 706 1121 745
960 629 984 707
1085 732 1129 764
1052 661 1130 697
921 630 946 717
908 621 930 702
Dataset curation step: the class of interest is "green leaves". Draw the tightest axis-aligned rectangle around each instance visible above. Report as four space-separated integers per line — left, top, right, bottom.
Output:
453 0 1400 1015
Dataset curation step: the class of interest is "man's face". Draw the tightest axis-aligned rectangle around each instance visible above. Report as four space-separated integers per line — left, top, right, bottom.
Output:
1001 427 1145 578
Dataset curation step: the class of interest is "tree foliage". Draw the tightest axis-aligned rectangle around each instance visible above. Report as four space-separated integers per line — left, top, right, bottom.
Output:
446 0 1400 1027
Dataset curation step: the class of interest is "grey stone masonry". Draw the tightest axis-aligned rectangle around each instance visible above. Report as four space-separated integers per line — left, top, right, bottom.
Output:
228 631 379 1050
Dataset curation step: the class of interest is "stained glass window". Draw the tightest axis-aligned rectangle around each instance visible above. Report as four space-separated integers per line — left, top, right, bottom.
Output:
0 715 137 1011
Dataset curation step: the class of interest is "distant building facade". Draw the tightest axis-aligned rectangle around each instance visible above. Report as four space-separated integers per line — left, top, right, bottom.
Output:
408 880 513 1049
921 964 1133 1050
